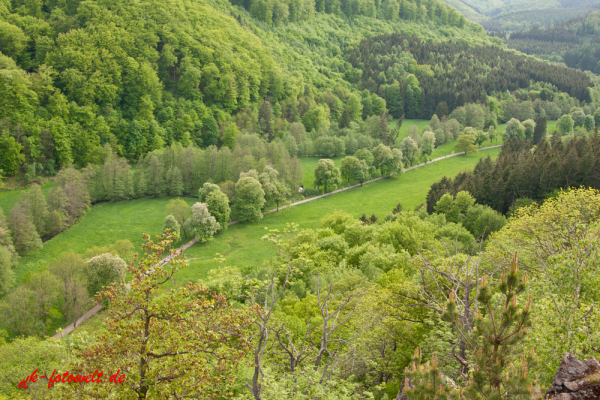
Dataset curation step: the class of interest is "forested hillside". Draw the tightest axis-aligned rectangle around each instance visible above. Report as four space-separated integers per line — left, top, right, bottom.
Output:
505 11 600 73
348 33 593 119
3 0 600 398
0 0 483 181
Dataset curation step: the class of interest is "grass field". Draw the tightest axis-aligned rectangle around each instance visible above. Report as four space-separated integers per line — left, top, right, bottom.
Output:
179 147 502 282
14 197 197 282
0 181 55 216
3 118 562 283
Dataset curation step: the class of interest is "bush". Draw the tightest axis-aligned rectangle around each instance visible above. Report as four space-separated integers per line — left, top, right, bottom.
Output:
302 188 321 197
85 253 127 297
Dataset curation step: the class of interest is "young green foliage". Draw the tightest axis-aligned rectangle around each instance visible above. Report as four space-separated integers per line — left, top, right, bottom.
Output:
60 233 254 399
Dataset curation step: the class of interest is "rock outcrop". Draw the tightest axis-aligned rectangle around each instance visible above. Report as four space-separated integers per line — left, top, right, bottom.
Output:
545 353 600 400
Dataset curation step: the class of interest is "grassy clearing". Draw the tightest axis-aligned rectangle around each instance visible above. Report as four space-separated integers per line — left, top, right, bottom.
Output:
180 147 502 282
14 197 197 282
3 119 560 283
0 181 55 215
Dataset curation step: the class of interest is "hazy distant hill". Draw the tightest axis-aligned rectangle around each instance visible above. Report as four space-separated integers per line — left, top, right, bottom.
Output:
441 0 600 30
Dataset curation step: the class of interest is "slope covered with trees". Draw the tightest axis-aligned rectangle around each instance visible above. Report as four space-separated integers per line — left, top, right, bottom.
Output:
347 33 594 119
506 11 600 73
2 188 600 398
0 0 490 181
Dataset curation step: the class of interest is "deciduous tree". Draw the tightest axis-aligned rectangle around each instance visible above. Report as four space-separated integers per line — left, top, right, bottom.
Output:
233 176 266 223
314 158 341 193
184 202 220 242
62 234 253 399
401 136 419 166
558 114 574 134
162 214 181 237
8 202 42 254
340 156 360 184
454 134 477 155
23 185 48 235
166 198 191 239
48 252 90 323
84 253 127 297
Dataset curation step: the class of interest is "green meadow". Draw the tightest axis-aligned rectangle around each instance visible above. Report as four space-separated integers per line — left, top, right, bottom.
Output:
0 181 55 216
14 197 197 282
180 147 502 282
3 118 563 284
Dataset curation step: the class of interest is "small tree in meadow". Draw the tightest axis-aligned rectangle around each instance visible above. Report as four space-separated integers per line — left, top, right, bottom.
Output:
162 215 181 237
184 202 220 242
314 159 341 193
84 253 127 297
233 176 265 223
454 135 477 155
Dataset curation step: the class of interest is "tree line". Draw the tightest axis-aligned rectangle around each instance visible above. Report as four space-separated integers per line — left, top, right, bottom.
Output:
0 133 303 298
231 0 467 27
426 133 600 215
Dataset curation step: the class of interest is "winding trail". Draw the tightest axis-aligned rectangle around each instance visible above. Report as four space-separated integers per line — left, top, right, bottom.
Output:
52 144 503 339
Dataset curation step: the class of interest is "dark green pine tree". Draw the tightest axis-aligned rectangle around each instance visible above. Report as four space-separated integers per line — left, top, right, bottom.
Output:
361 96 373 120
405 86 417 119
379 112 390 144
533 115 547 145
420 92 435 120
358 213 368 224
435 101 449 118
385 82 404 119
339 109 352 129
201 115 219 147
369 213 378 224
405 252 538 400
456 91 467 108
258 100 274 141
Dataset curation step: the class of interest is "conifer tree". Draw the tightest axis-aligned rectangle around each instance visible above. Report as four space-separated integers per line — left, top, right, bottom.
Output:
46 186 69 235
369 213 378 224
145 155 165 197
435 101 449 118
406 252 538 399
0 208 19 296
359 213 368 224
405 86 416 119
8 203 42 254
339 109 352 129
23 185 48 236
533 116 547 145
55 166 91 221
386 82 403 119
403 350 460 399
166 166 184 196
134 170 147 198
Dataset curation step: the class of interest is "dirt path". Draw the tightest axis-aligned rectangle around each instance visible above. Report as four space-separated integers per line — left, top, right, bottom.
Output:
52 144 503 339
